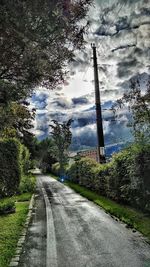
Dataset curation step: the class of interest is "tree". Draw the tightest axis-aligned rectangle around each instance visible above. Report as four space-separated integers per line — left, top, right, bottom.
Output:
114 78 150 144
0 0 92 144
50 119 72 175
36 138 57 172
0 101 35 139
0 0 92 95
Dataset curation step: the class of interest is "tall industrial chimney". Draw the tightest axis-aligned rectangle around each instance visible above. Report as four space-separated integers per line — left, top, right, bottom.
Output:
91 43 106 163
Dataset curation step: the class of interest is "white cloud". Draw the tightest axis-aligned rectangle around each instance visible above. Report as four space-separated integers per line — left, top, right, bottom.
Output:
30 0 150 149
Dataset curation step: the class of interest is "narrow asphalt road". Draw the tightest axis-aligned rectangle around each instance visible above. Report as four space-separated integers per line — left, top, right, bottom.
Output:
19 173 150 267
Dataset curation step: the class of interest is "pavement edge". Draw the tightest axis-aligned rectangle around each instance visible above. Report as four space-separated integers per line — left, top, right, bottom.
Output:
9 194 35 267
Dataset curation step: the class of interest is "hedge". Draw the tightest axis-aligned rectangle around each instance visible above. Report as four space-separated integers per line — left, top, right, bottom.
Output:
67 144 150 213
0 138 30 198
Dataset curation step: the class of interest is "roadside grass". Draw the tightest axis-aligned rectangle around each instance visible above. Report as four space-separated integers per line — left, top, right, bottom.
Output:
14 192 32 202
0 197 31 267
65 181 150 242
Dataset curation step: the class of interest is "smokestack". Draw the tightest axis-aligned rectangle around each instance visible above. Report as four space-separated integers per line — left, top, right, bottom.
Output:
91 43 106 163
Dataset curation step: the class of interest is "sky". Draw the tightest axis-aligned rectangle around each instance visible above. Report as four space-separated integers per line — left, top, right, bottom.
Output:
30 0 150 153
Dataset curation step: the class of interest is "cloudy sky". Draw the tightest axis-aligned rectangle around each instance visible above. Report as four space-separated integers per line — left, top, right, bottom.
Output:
30 0 150 152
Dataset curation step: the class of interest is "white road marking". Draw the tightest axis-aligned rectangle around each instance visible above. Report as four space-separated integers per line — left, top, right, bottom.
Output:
39 177 57 267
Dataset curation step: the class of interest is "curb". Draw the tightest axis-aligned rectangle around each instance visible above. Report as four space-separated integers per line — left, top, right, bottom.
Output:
9 194 35 267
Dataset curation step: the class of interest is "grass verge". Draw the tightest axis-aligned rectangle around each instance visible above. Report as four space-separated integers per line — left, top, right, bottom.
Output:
14 192 32 202
65 181 150 242
0 197 31 267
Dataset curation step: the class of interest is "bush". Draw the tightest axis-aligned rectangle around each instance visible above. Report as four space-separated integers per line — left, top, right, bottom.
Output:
68 144 150 213
20 145 30 175
0 198 15 215
68 158 99 190
109 144 150 212
0 138 30 198
19 174 36 194
0 138 21 197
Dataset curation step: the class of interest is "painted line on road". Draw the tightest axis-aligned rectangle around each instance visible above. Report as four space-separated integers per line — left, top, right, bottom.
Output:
41 182 57 267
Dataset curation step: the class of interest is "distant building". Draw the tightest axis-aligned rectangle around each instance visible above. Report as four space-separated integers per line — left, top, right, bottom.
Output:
77 149 98 162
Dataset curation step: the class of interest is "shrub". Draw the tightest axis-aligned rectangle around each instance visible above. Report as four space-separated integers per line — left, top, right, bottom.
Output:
109 144 150 211
20 145 30 175
0 198 15 215
0 138 30 198
0 138 21 197
68 157 99 190
67 162 79 183
19 174 36 194
95 163 112 196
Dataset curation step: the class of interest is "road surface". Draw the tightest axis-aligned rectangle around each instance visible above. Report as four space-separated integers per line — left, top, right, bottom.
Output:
19 173 150 267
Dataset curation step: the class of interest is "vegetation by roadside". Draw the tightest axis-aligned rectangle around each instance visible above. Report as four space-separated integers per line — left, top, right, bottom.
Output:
65 181 150 242
19 174 36 194
14 192 32 202
0 198 30 267
0 198 15 215
0 193 32 215
67 144 150 214
0 170 36 266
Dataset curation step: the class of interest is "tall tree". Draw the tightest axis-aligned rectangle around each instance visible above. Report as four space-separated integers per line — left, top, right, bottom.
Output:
50 119 72 175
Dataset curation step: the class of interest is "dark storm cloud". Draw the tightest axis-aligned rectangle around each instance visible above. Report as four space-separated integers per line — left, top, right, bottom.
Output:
48 111 66 121
101 89 120 97
117 58 138 78
140 7 150 16
71 100 116 131
70 127 97 150
117 72 150 91
72 117 95 128
112 44 136 52
102 100 114 109
95 25 115 37
98 66 108 73
94 0 150 42
72 108 96 128
70 114 132 151
104 120 133 145
51 97 71 109
117 0 143 4
115 16 129 32
52 100 68 109
72 96 89 105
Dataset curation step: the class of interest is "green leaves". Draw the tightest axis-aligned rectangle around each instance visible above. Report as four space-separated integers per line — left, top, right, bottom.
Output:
0 138 30 198
50 119 72 174
0 0 92 90
115 78 150 144
68 144 150 213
